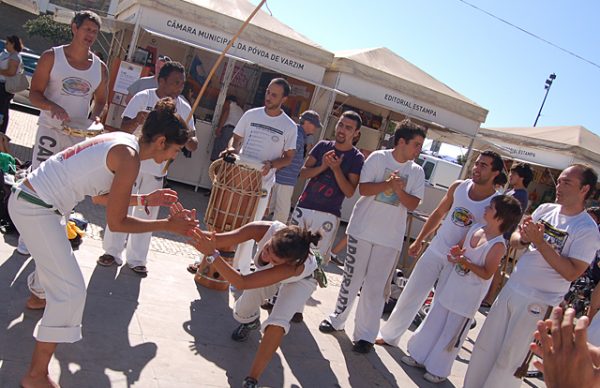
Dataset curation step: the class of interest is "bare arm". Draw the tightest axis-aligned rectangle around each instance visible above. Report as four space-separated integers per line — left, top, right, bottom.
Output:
215 102 230 136
522 221 591 282
0 58 18 77
103 146 197 234
28 50 69 121
229 133 243 153
90 61 109 119
408 180 462 257
212 257 302 290
450 242 506 280
299 154 327 179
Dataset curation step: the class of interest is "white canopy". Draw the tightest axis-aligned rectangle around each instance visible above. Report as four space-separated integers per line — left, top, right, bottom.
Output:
428 125 600 172
325 47 488 137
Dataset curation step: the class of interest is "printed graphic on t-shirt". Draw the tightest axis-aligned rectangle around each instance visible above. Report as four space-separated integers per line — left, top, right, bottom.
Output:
243 122 284 160
454 262 470 276
375 168 403 206
451 207 474 227
58 135 116 161
62 77 92 96
539 219 569 254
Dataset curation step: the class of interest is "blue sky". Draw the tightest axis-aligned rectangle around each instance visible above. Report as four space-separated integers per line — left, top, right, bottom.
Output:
250 0 600 136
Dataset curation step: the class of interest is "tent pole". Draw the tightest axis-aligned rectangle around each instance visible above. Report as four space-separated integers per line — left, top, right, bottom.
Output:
459 136 476 179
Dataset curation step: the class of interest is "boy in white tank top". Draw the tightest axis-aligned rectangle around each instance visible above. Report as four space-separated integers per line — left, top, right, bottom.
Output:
19 10 109 308
402 195 522 384
376 151 505 348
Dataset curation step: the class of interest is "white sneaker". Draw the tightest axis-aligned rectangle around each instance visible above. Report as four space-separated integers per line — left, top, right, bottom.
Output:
401 355 424 368
424 372 446 384
17 237 30 256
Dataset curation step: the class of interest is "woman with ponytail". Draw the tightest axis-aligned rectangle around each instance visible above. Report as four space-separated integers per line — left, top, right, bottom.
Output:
11 97 198 388
188 219 322 388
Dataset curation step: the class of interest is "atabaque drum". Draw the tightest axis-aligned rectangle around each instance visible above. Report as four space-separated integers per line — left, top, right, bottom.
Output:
195 154 264 290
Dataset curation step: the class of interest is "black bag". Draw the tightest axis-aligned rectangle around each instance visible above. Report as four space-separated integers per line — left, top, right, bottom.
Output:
0 170 15 233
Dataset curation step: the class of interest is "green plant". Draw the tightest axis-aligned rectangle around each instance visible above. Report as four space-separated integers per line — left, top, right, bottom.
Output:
24 15 71 46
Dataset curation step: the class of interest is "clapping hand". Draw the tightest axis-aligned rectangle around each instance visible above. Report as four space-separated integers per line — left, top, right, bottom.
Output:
323 150 343 171
146 189 178 207
167 202 198 235
189 227 217 256
447 245 466 264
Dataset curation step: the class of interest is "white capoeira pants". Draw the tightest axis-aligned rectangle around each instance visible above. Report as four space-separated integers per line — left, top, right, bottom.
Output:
270 182 294 223
233 185 272 274
407 299 472 378
234 276 317 334
102 170 162 267
328 235 399 343
463 284 550 388
23 125 87 298
378 246 447 346
290 206 339 262
9 190 86 343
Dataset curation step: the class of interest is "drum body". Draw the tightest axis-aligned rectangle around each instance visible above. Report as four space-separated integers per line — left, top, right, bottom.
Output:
195 158 263 290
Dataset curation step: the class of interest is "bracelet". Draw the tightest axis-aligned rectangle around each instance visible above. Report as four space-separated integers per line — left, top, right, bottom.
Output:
205 249 220 264
519 237 530 245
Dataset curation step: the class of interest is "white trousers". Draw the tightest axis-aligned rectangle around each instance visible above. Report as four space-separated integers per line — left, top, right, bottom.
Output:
328 235 399 343
234 277 317 334
290 206 339 262
463 285 550 388
270 182 294 223
102 170 162 267
233 186 271 274
21 125 85 295
378 246 447 346
9 193 86 343
407 300 471 378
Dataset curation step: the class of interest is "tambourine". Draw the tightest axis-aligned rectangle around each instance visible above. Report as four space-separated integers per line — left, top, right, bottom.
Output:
61 118 104 138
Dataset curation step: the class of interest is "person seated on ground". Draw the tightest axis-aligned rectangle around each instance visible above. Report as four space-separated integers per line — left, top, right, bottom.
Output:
187 217 322 388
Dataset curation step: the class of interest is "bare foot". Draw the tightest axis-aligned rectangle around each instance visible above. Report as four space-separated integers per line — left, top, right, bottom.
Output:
26 294 46 310
375 338 389 346
20 373 60 388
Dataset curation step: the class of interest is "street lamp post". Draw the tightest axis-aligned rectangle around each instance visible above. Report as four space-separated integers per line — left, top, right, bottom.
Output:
533 73 556 127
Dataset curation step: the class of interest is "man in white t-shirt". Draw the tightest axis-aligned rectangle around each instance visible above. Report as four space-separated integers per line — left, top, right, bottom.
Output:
319 119 426 354
125 54 170 103
464 164 600 388
228 78 297 274
98 61 197 274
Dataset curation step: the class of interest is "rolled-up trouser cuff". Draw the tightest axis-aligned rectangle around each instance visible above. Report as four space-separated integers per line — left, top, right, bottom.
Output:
34 322 82 343
27 271 46 299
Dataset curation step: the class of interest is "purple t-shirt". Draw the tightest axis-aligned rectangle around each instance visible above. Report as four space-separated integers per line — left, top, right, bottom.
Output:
297 140 364 217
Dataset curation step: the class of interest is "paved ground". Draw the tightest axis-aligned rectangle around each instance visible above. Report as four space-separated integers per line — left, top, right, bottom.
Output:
0 108 545 387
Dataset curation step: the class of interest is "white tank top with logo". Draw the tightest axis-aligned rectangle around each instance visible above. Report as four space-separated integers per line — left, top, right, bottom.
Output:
428 179 496 255
38 45 102 129
437 224 506 318
28 132 139 215
253 221 317 284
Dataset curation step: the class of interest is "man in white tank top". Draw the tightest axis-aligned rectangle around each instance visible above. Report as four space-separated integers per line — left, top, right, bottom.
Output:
19 10 108 308
376 150 504 348
100 61 197 274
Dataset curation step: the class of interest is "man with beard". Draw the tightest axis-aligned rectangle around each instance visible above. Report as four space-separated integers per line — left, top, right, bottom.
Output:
464 164 600 388
228 78 297 274
375 150 504 348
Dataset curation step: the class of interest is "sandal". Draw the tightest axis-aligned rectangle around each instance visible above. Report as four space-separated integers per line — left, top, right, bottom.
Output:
130 265 148 275
97 254 117 267
187 262 199 274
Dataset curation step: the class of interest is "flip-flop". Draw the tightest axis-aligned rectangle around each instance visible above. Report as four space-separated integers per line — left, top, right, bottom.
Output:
97 254 117 267
130 265 148 275
187 263 199 274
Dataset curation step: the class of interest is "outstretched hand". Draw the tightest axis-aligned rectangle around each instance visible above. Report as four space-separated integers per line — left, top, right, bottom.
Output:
146 189 178 207
167 202 198 236
189 228 217 256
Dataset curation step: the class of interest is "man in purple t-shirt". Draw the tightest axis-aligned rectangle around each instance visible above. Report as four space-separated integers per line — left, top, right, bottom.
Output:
291 111 365 263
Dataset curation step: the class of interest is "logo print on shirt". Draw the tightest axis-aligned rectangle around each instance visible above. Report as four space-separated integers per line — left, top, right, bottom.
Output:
451 207 474 227
539 219 568 254
62 77 92 96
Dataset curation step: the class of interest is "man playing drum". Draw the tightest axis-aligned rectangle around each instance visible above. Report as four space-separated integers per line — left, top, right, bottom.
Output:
99 61 197 275
19 10 108 308
228 78 297 274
